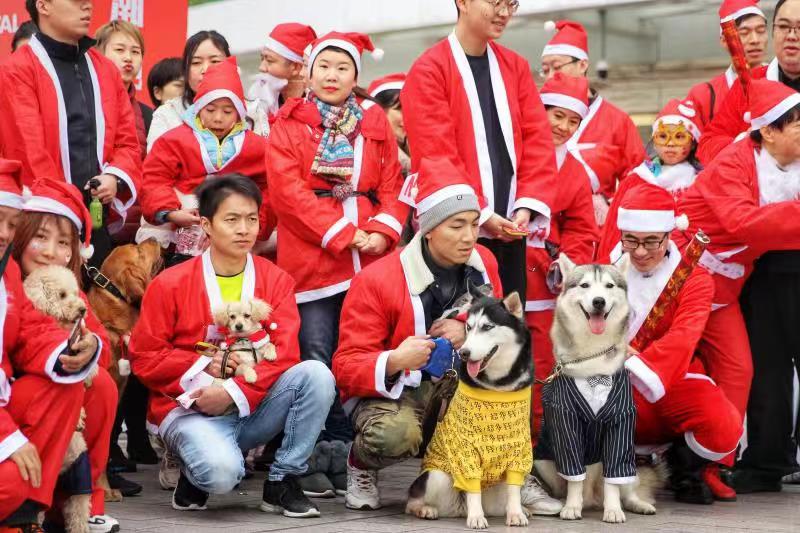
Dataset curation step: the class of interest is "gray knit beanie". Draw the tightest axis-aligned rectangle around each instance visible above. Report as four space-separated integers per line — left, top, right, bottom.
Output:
418 192 480 235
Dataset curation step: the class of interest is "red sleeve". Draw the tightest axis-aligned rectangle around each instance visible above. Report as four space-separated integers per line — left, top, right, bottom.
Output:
223 270 302 416
266 119 356 253
697 82 747 165
559 178 599 265
686 81 712 131
140 136 183 223
625 270 713 402
83 294 111 370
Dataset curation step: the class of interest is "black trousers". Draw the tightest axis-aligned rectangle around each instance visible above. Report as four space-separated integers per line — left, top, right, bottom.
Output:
739 262 800 477
477 237 526 298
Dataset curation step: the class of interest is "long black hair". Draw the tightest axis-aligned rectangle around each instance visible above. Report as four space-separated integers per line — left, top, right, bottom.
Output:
182 30 231 108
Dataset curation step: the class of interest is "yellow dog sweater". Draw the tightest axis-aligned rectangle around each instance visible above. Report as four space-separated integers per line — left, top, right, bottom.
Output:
422 381 532 493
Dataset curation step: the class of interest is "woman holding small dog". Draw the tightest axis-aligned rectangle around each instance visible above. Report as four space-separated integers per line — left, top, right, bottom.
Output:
12 180 124 532
266 31 408 496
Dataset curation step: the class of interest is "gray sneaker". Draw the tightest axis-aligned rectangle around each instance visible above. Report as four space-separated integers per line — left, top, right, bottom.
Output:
521 474 563 515
329 472 347 496
299 472 336 498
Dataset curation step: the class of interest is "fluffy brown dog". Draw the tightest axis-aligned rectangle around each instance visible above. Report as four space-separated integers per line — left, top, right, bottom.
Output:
87 238 163 391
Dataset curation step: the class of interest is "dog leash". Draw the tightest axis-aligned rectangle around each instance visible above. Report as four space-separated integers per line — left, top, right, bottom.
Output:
537 344 618 384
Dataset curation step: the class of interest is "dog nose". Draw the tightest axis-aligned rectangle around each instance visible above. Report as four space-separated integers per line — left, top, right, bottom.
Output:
459 348 471 361
592 297 606 311
235 323 243 331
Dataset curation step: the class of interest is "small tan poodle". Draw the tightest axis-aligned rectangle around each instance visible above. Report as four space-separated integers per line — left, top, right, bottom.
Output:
213 298 277 383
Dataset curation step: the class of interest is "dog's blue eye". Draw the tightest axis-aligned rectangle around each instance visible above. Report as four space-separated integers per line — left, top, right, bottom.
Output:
481 324 494 331
580 283 590 289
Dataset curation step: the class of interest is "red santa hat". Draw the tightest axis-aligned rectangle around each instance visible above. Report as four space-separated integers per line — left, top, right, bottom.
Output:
539 72 590 119
653 98 702 141
0 159 23 210
193 56 246 120
367 73 406 99
265 23 317 64
618 181 689 233
746 78 800 130
413 157 480 235
542 20 589 61
23 180 95 259
719 0 765 23
309 32 383 74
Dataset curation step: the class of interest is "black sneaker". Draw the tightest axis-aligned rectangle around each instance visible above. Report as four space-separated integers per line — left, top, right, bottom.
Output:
106 471 142 497
126 442 158 465
731 468 783 494
260 475 321 518
172 473 209 511
107 444 137 473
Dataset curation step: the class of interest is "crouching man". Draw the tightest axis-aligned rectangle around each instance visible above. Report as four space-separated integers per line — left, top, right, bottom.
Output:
129 175 335 518
332 157 562 515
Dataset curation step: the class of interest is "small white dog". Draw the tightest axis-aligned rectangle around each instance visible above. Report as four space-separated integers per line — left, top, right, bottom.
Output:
212 298 277 383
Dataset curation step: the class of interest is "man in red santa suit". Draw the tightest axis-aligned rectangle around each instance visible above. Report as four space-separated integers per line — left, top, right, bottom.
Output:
540 20 646 225
677 78 800 493
527 73 598 441
401 0 558 301
685 0 768 132
0 160 102 531
609 182 742 504
332 156 563 516
0 0 141 269
129 175 335 519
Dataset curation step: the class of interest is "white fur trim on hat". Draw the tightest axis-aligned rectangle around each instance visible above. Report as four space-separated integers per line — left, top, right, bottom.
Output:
264 36 303 63
542 43 588 61
194 89 247 121
0 192 23 210
654 115 702 141
750 93 800 130
416 184 476 214
310 39 362 73
540 93 589 119
618 208 677 232
24 196 82 232
370 81 404 98
720 6 765 23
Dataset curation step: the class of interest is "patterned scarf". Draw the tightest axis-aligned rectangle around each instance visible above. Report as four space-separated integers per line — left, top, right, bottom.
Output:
310 93 363 198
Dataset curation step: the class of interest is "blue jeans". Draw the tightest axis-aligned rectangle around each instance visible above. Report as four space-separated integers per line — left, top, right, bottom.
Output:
162 361 335 494
298 293 353 442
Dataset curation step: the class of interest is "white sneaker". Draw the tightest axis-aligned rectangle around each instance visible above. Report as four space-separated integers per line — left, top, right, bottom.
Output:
345 459 380 510
521 474 563 515
88 514 120 532
159 448 181 490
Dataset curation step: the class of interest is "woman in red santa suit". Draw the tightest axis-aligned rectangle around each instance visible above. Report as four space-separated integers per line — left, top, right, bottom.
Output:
11 181 122 532
0 160 91 532
526 73 598 442
266 31 407 494
677 78 800 491
138 57 273 268
598 99 703 260
610 182 742 504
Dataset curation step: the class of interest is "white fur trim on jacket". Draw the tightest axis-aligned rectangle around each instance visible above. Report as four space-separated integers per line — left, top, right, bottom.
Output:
685 430 739 461
370 213 403 237
222 379 251 417
0 430 28 463
625 355 665 403
179 356 215 392
374 350 422 399
44 335 102 384
321 217 353 249
399 232 486 296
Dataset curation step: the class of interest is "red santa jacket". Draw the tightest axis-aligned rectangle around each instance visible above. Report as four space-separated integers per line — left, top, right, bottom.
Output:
0 260 100 462
129 251 302 433
609 243 715 403
0 36 141 223
401 34 557 232
598 161 699 260
526 150 598 313
266 100 406 303
332 234 503 410
685 67 737 133
141 124 274 240
676 138 800 307
697 59 780 164
567 95 646 200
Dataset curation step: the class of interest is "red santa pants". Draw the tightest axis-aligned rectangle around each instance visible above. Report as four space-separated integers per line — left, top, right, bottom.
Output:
83 368 118 516
635 375 742 465
0 376 84 521
526 307 556 444
696 303 753 419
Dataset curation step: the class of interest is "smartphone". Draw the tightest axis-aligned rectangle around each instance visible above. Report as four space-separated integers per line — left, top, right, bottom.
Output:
503 227 529 237
66 309 87 355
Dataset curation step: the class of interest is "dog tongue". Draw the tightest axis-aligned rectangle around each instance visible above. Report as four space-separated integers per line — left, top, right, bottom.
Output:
466 360 482 378
589 314 606 335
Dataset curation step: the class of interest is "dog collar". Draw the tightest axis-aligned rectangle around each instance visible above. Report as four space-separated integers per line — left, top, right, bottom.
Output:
84 264 128 303
538 344 618 384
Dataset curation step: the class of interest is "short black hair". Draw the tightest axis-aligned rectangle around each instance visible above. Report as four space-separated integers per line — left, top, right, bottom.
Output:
750 101 800 142
373 88 401 110
775 0 790 23
196 174 263 220
147 57 182 106
182 30 231 107
25 0 38 25
736 13 766 27
11 20 36 52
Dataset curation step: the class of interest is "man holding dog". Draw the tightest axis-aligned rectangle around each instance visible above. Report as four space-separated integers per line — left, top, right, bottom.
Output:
129 175 336 519
332 157 562 516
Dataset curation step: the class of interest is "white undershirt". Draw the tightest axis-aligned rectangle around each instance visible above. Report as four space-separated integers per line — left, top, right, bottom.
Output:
574 376 613 415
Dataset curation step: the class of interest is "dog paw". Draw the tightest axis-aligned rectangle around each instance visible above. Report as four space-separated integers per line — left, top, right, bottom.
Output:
603 508 627 523
413 505 439 520
505 511 529 527
560 505 582 520
466 514 489 529
625 499 656 515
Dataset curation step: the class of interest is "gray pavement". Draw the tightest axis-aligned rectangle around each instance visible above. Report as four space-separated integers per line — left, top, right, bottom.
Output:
108 459 800 533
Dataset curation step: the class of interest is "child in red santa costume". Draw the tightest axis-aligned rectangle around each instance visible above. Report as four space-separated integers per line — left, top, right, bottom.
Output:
540 20 646 225
611 182 742 505
598 98 703 259
526 73 598 441
138 57 274 265
677 78 800 489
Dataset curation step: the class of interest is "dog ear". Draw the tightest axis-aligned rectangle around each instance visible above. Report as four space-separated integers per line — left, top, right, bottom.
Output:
249 299 272 322
557 253 576 277
120 265 149 302
615 253 631 278
212 303 230 326
467 279 487 301
502 292 524 319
